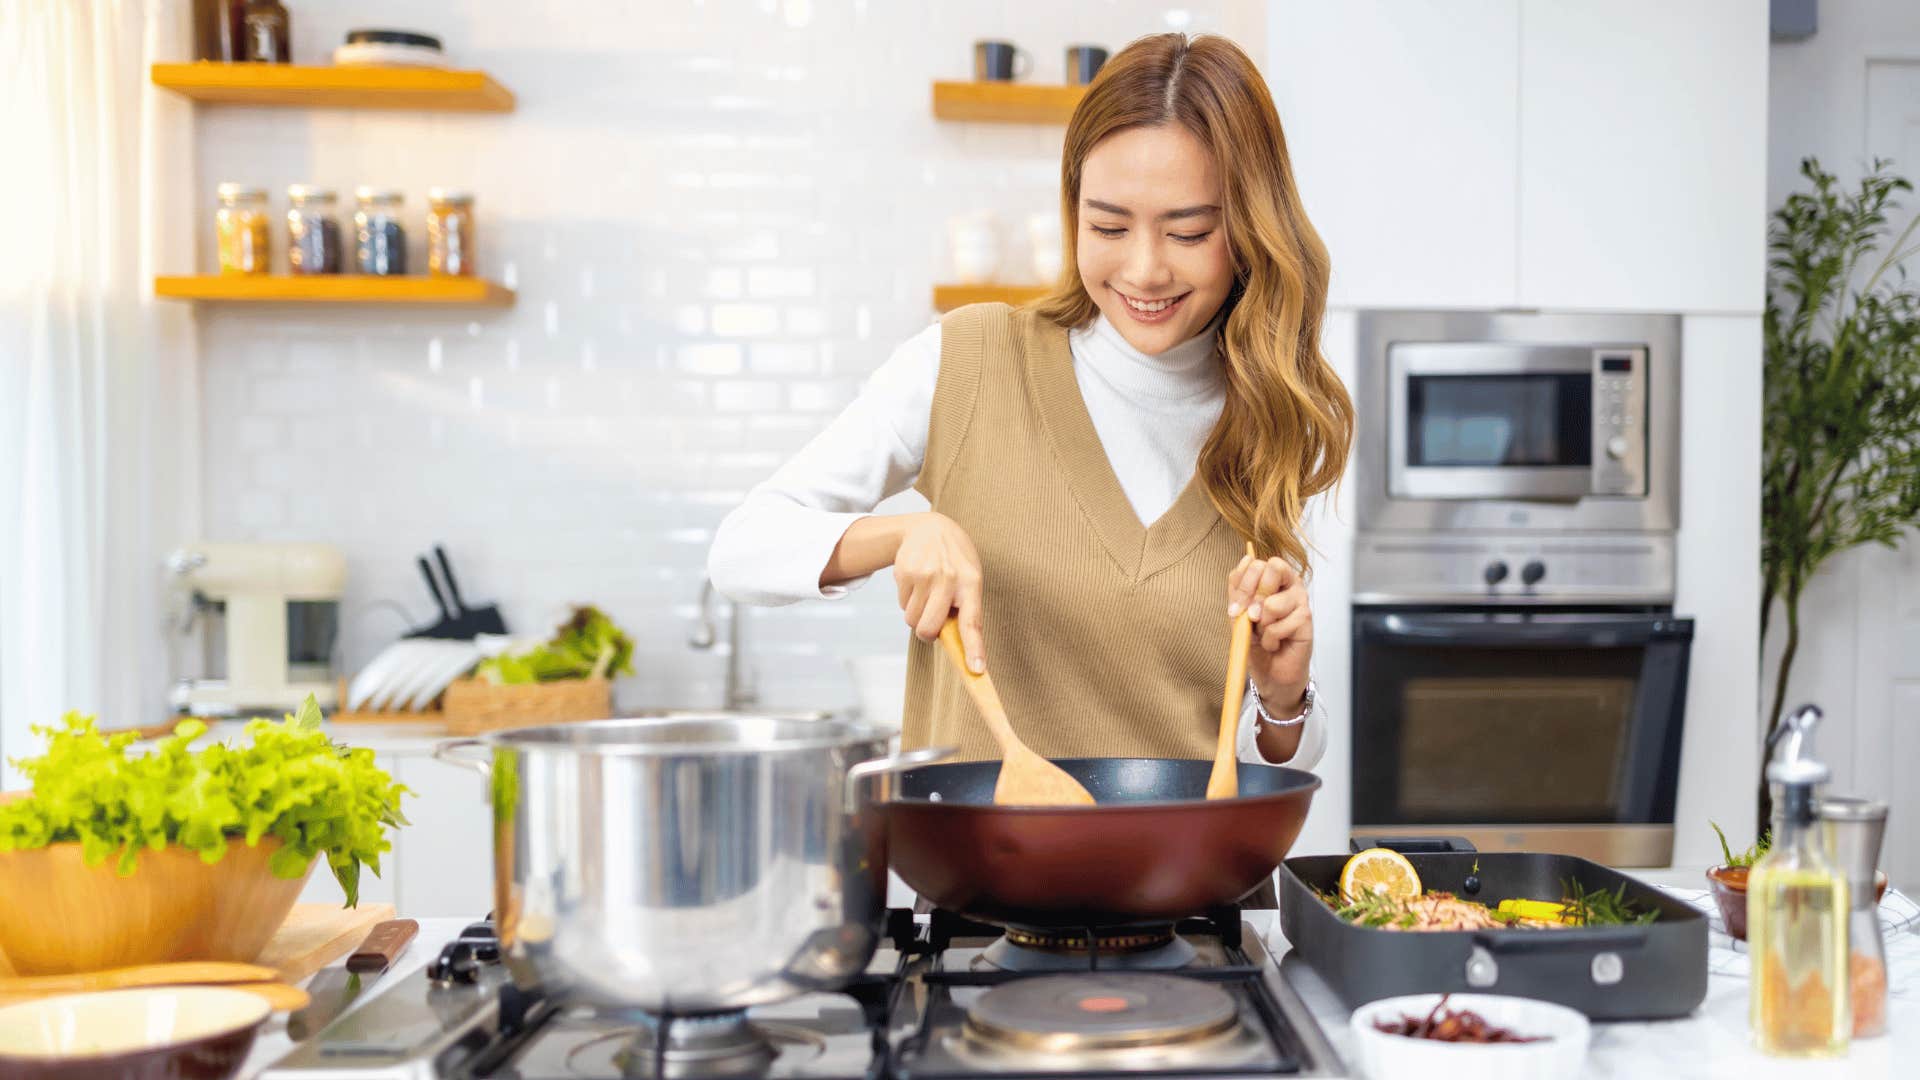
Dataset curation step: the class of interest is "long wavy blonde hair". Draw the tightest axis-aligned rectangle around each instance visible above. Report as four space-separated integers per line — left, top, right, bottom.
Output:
1034 33 1353 575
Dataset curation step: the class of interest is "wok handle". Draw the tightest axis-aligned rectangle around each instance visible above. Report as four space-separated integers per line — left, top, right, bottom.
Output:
1474 928 1646 954
844 746 954 812
432 737 491 778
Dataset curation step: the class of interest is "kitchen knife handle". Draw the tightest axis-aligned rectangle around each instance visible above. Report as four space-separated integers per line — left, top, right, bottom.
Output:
347 919 419 974
434 545 471 613
418 556 453 620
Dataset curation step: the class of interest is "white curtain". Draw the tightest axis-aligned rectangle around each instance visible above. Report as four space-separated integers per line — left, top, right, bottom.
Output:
0 0 200 784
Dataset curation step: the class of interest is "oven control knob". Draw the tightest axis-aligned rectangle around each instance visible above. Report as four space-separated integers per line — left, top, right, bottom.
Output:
1483 561 1509 586
1521 560 1547 586
1606 435 1631 460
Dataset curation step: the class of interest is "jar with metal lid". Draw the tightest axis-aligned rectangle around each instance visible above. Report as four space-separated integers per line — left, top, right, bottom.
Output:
353 187 407 276
426 189 476 277
215 183 270 275
285 186 342 275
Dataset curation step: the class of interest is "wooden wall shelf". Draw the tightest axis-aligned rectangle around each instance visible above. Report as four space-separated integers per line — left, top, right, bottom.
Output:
932 82 1085 124
155 276 515 306
933 283 1050 312
151 63 514 112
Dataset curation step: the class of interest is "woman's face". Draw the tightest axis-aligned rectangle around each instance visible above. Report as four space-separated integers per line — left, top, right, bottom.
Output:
1076 124 1233 356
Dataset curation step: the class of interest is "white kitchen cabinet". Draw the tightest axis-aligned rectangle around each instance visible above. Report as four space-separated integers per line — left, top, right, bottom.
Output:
390 754 495 919
1516 0 1768 313
1267 1 1521 310
288 743 491 919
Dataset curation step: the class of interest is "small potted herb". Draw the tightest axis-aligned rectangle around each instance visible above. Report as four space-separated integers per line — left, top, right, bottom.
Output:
1707 821 1770 940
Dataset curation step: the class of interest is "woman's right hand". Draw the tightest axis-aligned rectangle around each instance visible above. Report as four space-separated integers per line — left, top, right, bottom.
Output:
893 512 987 672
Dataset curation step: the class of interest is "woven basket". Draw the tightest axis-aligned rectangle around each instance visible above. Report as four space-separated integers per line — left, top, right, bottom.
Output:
441 676 613 735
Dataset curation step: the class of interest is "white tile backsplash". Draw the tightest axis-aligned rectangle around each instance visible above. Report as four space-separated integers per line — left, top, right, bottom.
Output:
194 0 1263 712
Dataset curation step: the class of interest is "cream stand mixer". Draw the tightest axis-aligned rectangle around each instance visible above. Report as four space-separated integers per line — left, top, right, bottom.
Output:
166 542 346 715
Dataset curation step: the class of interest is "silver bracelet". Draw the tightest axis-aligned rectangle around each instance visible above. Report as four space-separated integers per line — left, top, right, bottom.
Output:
1249 678 1313 729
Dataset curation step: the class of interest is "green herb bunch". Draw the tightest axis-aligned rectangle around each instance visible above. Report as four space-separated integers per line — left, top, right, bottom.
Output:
0 696 408 905
1561 878 1659 926
1711 820 1772 869
476 604 635 685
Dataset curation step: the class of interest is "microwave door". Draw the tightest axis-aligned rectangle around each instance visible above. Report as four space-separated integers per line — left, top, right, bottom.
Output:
1387 343 1597 501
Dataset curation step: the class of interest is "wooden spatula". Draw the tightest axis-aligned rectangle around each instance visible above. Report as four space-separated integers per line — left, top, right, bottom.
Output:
937 616 1096 806
1207 542 1259 799
0 961 279 997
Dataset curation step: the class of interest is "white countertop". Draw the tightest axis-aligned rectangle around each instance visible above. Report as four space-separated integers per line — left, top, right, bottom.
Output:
1260 868 1920 1080
241 871 1920 1079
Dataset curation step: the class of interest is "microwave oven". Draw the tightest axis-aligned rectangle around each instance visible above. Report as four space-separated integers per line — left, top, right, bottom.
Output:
1355 310 1681 536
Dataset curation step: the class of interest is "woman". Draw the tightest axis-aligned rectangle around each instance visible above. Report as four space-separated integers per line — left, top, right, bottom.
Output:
710 33 1352 771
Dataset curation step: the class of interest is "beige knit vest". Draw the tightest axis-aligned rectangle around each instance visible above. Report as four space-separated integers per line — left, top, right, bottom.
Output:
899 303 1245 762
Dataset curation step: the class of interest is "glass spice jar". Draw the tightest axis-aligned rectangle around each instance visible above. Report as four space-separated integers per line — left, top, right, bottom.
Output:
214 183 270 275
241 0 290 63
353 187 407 276
426 189 476 277
285 185 342 275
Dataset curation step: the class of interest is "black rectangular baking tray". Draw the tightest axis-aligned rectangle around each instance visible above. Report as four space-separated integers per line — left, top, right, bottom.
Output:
1278 840 1707 1019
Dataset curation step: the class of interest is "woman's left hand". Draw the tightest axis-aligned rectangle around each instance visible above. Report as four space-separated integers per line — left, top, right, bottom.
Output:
1226 553 1312 713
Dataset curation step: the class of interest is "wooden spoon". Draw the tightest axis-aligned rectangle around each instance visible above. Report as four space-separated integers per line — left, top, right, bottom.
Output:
0 961 279 997
1206 542 1258 800
0 980 309 1012
937 616 1096 806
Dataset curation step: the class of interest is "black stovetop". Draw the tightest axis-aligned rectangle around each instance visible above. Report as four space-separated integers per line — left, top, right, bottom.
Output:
259 908 1342 1079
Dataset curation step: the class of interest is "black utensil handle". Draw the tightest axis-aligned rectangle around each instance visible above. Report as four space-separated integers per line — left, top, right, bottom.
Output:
1350 835 1478 854
1475 928 1646 954
418 556 453 619
435 544 471 613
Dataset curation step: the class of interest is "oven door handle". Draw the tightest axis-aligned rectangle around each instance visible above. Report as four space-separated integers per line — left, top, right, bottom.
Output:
1364 613 1692 648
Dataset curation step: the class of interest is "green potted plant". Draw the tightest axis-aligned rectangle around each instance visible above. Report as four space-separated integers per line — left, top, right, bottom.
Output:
1761 157 1920 831
1705 821 1770 940
0 697 407 975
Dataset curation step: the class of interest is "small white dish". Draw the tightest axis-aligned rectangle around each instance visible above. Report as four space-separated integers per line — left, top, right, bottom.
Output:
1348 993 1590 1080
0 985 270 1060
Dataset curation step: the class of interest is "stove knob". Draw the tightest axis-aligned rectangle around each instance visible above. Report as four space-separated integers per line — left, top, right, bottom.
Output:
1521 560 1547 586
1483 561 1509 586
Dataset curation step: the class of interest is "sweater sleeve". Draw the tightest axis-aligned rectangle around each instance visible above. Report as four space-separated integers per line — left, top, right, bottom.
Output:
707 322 942 607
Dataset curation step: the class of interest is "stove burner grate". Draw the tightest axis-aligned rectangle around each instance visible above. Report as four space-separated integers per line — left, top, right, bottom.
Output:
963 973 1240 1053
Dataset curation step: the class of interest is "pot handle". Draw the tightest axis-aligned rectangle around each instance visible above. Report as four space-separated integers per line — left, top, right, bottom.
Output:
844 745 953 812
432 737 491 778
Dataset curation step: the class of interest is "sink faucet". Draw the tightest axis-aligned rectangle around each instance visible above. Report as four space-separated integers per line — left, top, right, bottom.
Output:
690 579 757 710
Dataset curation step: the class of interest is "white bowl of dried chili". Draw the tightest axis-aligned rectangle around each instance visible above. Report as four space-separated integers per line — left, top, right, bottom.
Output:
1349 993 1590 1080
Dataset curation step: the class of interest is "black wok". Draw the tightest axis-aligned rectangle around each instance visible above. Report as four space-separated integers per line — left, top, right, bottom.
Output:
888 757 1319 928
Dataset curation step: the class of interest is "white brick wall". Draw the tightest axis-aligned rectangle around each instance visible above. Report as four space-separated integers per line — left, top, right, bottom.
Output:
193 0 1264 711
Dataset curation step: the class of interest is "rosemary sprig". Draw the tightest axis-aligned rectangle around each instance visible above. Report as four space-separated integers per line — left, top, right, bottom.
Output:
1561 877 1659 926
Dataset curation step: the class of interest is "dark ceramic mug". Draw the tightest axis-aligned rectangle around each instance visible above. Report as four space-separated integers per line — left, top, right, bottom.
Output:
974 40 1031 82
1066 45 1109 86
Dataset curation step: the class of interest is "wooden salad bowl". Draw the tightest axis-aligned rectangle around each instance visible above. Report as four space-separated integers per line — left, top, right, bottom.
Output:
0 836 314 976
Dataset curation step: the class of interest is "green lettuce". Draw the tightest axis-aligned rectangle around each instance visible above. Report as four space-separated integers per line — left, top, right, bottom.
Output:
475 604 634 685
0 696 407 906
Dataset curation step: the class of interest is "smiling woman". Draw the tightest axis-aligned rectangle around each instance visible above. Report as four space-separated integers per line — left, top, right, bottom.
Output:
709 33 1352 778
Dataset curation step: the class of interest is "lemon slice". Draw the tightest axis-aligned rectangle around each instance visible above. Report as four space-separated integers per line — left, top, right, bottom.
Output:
1339 847 1422 903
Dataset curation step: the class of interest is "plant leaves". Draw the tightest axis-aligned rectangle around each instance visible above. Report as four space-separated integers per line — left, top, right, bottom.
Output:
0 695 407 907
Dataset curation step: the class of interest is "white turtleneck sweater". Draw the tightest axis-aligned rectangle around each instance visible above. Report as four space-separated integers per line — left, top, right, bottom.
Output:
707 314 1324 770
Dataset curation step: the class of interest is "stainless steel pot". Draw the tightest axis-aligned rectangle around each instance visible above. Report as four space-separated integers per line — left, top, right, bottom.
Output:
434 715 947 1013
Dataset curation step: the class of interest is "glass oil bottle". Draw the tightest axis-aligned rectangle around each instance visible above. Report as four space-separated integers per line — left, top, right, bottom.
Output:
1748 703 1849 1057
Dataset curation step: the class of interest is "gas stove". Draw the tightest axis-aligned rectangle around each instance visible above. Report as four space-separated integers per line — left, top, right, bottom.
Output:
260 908 1344 1079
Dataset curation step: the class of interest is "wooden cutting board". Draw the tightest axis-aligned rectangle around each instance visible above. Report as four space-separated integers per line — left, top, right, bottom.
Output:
257 902 398 985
